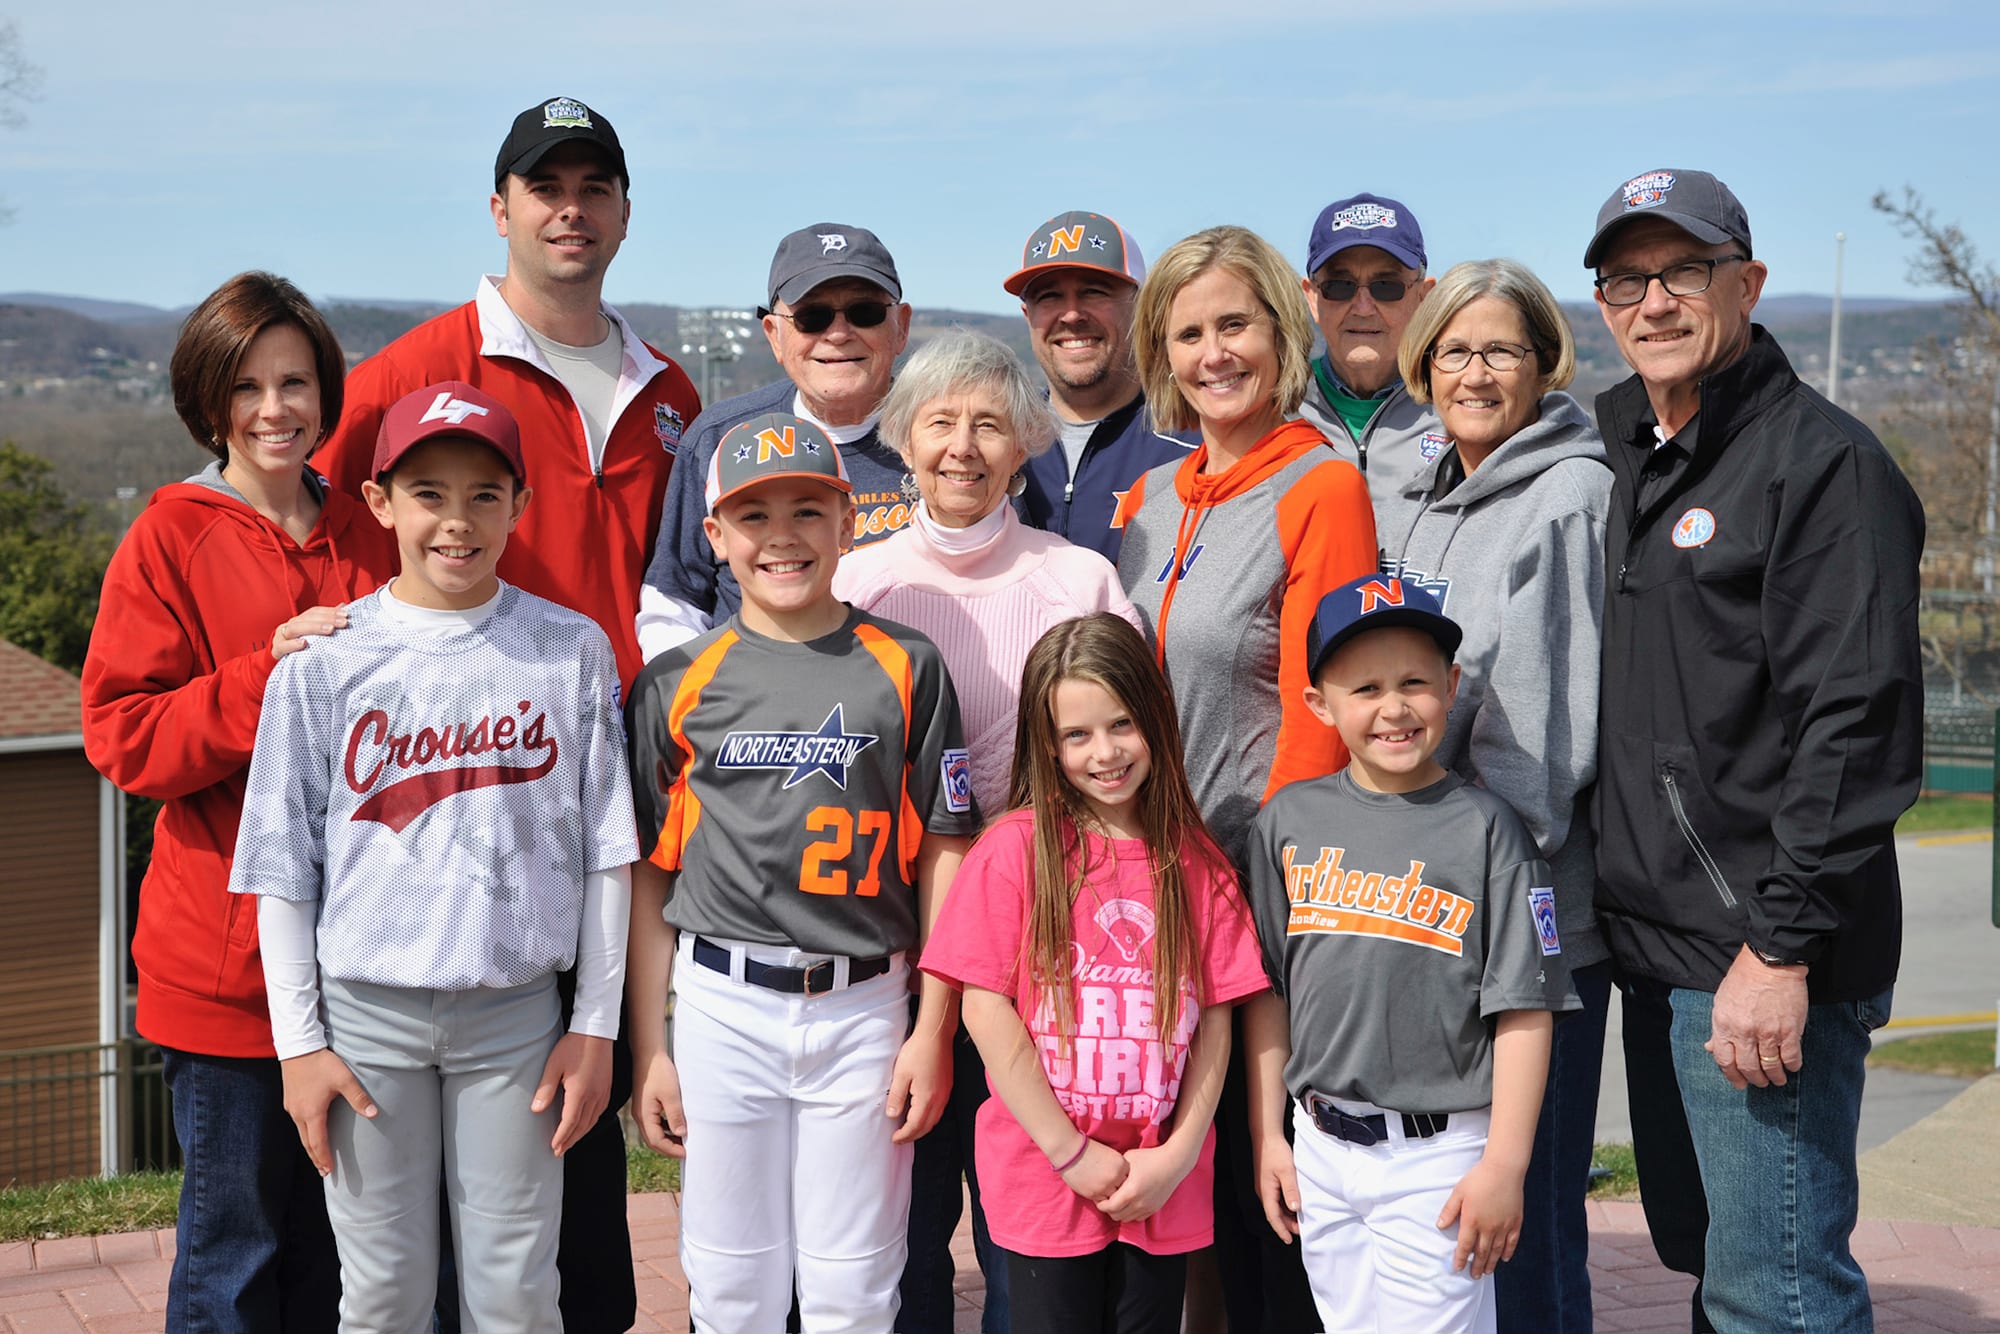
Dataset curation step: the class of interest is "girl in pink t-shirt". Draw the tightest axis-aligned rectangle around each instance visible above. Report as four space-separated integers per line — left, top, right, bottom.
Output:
923 613 1268 1334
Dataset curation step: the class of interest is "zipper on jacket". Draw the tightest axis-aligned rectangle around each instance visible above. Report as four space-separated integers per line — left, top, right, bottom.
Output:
593 468 604 489
1661 767 1738 910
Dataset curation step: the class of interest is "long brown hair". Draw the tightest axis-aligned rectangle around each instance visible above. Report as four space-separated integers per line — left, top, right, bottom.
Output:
1008 614 1228 1047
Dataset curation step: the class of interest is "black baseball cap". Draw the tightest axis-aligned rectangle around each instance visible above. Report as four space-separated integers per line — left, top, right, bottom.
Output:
494 96 628 192
1305 574 1462 683
1583 168 1752 270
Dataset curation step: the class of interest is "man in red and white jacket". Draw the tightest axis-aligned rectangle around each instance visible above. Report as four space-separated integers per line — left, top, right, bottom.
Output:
317 95 700 1334
320 95 700 694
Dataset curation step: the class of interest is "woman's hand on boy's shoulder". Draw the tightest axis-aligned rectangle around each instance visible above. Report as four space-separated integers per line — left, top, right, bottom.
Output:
279 1047 377 1177
271 604 351 661
536 1031 613 1157
632 1048 688 1158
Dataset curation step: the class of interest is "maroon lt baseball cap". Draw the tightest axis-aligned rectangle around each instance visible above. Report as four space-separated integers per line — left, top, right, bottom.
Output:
372 381 528 484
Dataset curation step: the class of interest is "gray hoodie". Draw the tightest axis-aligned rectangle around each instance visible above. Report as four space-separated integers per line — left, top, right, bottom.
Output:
1300 360 1448 517
1374 390 1611 969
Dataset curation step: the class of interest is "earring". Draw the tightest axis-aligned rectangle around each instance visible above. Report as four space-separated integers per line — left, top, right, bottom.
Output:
900 472 922 505
1007 470 1027 499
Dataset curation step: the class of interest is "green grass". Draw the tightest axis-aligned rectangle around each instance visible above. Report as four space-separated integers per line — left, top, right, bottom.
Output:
625 1141 681 1193
1898 794 1993 834
1587 1142 1639 1201
0 1171 181 1243
1868 1027 1997 1080
0 1144 681 1244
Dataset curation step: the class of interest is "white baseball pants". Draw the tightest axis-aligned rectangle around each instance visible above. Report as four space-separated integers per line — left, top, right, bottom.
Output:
672 935 914 1334
1291 1100 1496 1334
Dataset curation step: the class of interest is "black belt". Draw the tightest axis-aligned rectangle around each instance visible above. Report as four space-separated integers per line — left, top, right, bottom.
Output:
1302 1092 1449 1145
691 936 892 996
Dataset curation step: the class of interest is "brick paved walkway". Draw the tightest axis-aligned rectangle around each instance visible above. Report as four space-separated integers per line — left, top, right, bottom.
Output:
6 1196 2000 1331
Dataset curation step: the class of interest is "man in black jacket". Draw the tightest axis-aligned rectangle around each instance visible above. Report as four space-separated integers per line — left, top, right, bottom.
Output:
1585 169 1923 1334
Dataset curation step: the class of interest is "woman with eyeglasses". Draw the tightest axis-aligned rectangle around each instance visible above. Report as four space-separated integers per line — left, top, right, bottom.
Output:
1377 258 1613 1334
1113 225 1376 1334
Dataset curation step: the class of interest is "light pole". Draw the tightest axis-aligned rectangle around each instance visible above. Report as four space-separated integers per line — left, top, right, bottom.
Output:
1828 232 1846 406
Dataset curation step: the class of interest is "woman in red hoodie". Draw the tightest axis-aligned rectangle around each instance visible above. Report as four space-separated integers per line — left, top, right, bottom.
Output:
82 272 396 1331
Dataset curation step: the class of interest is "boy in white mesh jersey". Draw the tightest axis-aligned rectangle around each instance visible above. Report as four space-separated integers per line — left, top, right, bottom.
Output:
231 380 636 1329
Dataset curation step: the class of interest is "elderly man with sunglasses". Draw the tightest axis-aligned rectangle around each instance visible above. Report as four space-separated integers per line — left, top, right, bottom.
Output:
638 224 915 655
1587 169 1922 1334
1297 192 1441 516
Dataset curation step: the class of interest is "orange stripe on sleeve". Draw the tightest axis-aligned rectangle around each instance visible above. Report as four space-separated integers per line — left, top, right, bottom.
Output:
650 630 739 871
852 622 924 878
1264 459 1377 801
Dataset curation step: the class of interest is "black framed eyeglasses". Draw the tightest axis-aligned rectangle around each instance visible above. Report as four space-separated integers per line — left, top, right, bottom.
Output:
1429 342 1532 373
760 300 893 334
1594 255 1747 307
1315 277 1409 304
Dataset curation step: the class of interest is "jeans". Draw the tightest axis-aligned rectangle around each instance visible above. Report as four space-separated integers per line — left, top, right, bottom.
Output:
161 1047 340 1334
1496 959 1612 1334
899 1028 1007 1333
1668 985 1889 1334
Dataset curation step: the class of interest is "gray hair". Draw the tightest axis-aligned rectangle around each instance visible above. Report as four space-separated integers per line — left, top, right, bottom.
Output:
879 331 1061 464
1398 257 1577 403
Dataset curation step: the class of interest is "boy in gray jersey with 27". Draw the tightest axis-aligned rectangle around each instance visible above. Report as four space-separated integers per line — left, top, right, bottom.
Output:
1241 573 1577 1333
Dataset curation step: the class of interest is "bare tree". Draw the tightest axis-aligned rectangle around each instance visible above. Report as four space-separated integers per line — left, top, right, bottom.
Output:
1874 187 2000 700
0 20 42 222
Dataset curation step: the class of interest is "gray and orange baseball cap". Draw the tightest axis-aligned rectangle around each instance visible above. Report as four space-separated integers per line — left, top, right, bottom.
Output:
494 95 628 192
1003 211 1147 295
1583 168 1752 269
373 381 527 484
705 413 853 512
1305 574 1462 681
1306 193 1427 277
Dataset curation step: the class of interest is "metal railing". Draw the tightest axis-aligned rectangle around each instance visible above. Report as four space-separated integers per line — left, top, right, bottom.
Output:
0 1037 177 1187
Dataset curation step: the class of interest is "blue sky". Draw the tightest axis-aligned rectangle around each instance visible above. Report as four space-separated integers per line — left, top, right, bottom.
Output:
7 1 1998 315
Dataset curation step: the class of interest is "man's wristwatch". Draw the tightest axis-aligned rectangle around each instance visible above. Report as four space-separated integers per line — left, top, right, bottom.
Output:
1751 946 1807 968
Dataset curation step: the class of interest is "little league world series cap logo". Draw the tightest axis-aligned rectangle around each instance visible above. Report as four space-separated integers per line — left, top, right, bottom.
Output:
1330 202 1397 232
542 98 592 129
1622 170 1676 210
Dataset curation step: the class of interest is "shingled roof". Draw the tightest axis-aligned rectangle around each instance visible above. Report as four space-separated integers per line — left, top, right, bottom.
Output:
0 640 83 742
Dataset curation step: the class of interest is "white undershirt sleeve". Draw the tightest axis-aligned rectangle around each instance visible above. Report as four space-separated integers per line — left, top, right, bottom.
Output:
257 895 328 1059
636 585 710 662
571 864 632 1039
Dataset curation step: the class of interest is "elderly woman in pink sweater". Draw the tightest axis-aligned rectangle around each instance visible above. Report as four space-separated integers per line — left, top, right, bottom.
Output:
834 328 1140 1331
836 330 1142 818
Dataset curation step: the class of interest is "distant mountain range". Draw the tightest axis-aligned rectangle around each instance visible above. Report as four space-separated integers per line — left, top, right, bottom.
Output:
0 289 1954 326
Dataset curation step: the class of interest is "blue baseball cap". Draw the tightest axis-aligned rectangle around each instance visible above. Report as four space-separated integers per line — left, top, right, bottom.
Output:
1306 193 1427 278
1306 574 1462 682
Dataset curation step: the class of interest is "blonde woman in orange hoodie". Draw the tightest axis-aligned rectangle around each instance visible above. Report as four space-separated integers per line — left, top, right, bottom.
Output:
1113 225 1376 1334
81 272 397 1332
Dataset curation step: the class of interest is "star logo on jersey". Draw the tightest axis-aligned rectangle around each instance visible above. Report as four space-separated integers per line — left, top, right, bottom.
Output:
716 705 881 790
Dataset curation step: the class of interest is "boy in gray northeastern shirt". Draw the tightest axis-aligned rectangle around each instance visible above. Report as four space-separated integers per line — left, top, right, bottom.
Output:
1242 574 1577 1334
